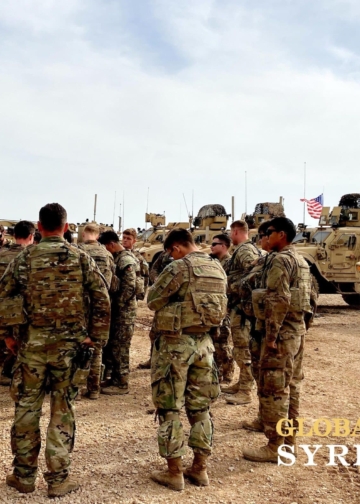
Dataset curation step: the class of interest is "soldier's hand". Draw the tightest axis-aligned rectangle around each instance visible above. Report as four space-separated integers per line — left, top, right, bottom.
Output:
5 336 17 355
81 336 94 346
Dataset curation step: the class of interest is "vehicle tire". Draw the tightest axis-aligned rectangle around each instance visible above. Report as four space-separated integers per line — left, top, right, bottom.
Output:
341 294 360 309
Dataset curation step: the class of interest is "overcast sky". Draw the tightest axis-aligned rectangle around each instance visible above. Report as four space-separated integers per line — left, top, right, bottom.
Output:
1 0 359 230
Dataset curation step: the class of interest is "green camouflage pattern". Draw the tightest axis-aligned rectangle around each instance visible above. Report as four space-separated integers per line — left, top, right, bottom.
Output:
227 240 261 303
103 321 134 382
0 236 111 486
148 252 226 459
132 249 149 295
0 243 23 278
257 245 309 442
78 240 115 290
151 333 219 458
148 252 227 332
149 251 173 284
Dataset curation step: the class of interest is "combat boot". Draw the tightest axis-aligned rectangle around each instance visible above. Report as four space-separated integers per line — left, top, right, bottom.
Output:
101 375 129 395
284 433 298 457
138 358 151 369
82 389 100 400
242 417 264 432
225 390 252 405
220 378 240 394
0 375 11 386
6 474 35 494
243 439 284 463
184 452 209 486
151 457 184 491
48 477 80 498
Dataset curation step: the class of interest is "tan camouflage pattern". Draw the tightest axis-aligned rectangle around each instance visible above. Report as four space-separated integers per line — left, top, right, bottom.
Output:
0 243 23 278
0 236 111 486
78 240 115 290
104 250 137 383
148 252 227 332
132 249 149 295
257 244 309 442
151 333 219 458
212 314 234 382
226 241 260 392
149 251 173 284
148 252 226 459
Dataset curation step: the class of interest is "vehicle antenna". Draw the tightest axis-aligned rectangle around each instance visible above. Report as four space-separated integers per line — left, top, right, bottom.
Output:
94 194 97 222
112 191 116 226
122 192 125 232
145 187 149 231
245 172 247 214
183 193 191 226
303 162 306 224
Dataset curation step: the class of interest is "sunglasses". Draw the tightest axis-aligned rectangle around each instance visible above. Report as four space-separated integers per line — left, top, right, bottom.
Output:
265 229 277 237
211 242 224 247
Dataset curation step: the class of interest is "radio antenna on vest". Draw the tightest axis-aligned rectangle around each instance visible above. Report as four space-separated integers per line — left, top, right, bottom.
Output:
112 191 116 227
303 162 307 224
94 194 97 222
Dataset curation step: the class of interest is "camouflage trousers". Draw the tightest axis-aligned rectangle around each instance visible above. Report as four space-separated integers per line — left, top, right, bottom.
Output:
211 315 234 382
104 318 134 385
229 308 254 391
151 333 219 459
10 345 77 486
259 333 305 442
249 331 262 387
87 342 103 392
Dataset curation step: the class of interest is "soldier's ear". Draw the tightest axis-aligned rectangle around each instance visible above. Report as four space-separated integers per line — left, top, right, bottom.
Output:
63 223 69 233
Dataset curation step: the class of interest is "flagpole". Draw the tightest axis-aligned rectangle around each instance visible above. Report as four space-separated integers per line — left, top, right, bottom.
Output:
303 162 306 224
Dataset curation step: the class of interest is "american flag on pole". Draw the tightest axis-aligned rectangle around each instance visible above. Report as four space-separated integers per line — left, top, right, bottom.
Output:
300 194 324 219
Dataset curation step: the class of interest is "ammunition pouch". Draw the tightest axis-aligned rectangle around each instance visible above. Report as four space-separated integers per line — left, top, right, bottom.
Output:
252 288 267 320
0 295 26 326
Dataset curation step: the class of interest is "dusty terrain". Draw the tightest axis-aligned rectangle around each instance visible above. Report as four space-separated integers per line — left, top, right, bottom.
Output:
0 295 360 504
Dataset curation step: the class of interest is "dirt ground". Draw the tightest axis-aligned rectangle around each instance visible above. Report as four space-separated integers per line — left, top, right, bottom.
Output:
1 295 360 504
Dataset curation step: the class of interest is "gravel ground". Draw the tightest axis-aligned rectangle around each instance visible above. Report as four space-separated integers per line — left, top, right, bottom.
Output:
0 295 360 503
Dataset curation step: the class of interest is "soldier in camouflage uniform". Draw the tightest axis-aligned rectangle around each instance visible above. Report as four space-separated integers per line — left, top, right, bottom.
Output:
78 223 116 400
0 203 110 497
138 250 173 370
0 221 35 385
122 228 149 297
148 229 227 491
99 230 138 395
243 217 311 463
209 233 234 383
222 220 260 405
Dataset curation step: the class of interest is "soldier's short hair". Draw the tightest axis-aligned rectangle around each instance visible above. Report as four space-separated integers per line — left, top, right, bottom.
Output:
123 228 137 239
258 220 271 235
213 233 231 248
39 203 67 231
98 230 120 245
33 231 42 244
268 217 296 242
164 228 194 250
230 220 248 232
14 220 35 239
84 223 100 235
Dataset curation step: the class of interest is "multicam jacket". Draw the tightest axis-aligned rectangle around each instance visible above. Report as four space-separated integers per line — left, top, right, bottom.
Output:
112 250 137 323
0 236 110 346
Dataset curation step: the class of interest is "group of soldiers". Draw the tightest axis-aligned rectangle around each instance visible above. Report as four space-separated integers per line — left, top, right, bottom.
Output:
0 203 312 497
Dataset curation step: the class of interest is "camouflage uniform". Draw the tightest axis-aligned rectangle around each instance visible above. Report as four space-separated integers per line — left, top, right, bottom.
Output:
132 249 149 297
227 240 260 392
0 244 23 373
256 245 311 443
147 252 173 350
211 253 234 382
104 250 137 384
0 237 110 487
78 240 115 394
148 252 227 459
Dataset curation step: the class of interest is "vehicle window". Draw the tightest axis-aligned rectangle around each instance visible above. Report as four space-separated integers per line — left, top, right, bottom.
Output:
312 231 331 243
155 235 163 242
142 229 153 240
293 232 308 243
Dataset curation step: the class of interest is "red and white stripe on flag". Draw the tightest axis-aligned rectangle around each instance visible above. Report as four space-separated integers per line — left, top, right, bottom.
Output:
300 194 324 219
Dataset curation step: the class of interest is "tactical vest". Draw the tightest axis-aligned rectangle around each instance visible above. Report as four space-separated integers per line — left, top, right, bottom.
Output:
0 245 23 278
78 242 113 289
155 255 227 332
26 242 86 329
227 241 261 298
252 249 311 320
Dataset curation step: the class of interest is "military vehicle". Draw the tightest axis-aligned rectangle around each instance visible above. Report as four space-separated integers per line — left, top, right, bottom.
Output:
76 221 115 244
294 194 360 308
135 213 168 249
242 198 286 242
